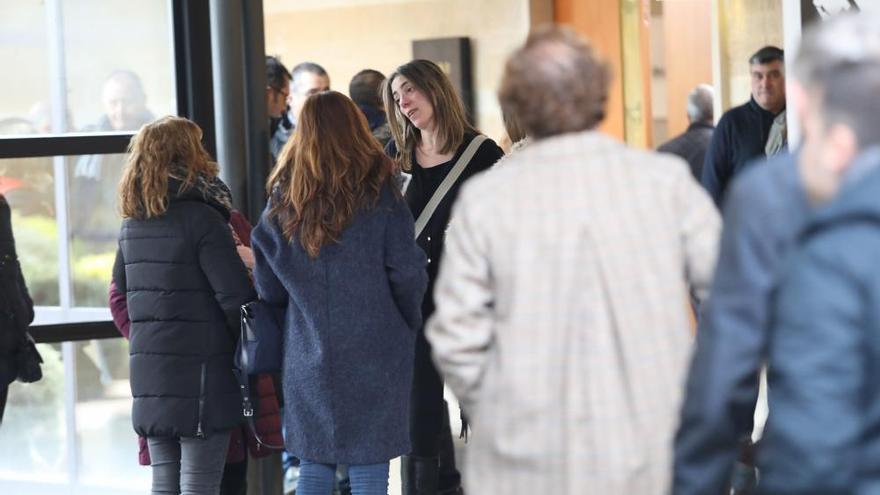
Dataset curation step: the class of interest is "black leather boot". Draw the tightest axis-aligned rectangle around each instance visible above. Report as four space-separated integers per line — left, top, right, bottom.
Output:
401 455 440 495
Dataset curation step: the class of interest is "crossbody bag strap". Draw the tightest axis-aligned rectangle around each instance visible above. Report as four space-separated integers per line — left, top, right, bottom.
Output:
413 135 488 239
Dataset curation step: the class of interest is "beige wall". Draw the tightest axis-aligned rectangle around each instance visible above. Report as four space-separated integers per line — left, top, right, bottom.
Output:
264 0 551 143
716 0 784 112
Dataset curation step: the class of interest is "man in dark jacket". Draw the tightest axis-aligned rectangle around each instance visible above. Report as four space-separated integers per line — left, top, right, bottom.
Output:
658 84 714 180
349 69 392 147
701 46 786 207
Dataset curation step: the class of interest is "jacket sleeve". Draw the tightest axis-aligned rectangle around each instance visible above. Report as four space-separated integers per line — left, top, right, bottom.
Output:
676 163 721 304
250 215 289 308
384 195 428 332
674 177 775 495
701 115 733 208
425 182 494 414
108 280 131 340
196 213 256 335
758 243 865 494
15 258 33 327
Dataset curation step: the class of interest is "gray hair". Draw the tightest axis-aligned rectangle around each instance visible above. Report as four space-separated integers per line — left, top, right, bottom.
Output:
291 62 328 89
686 84 714 124
794 12 880 147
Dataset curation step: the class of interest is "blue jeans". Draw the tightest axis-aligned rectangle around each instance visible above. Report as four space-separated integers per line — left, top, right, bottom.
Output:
148 432 231 495
297 460 388 495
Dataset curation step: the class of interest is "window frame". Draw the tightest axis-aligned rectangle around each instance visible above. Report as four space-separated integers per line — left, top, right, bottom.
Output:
0 0 215 343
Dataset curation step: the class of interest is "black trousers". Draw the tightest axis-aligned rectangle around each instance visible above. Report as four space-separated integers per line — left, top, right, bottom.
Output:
410 329 447 456
408 328 462 492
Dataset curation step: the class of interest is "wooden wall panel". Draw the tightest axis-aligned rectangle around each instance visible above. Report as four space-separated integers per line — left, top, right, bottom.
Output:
663 0 713 137
555 0 625 141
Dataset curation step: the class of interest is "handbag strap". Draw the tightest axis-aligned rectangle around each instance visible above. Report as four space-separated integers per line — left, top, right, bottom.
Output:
413 134 487 239
235 309 284 450
233 366 285 450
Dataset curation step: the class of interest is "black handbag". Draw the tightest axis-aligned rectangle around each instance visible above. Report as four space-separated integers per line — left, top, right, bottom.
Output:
236 300 284 375
233 300 285 450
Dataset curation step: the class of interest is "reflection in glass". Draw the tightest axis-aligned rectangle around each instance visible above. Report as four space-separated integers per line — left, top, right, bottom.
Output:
68 153 127 307
0 153 125 309
0 1 175 137
0 344 67 482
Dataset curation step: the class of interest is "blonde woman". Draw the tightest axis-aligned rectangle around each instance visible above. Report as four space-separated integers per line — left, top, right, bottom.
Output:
112 116 254 495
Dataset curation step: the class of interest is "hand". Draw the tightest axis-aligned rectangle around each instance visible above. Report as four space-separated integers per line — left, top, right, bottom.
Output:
237 245 255 270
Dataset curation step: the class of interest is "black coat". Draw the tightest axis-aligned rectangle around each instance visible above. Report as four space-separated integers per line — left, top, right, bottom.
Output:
0 194 34 387
658 122 714 181
701 98 782 207
386 133 504 319
113 181 254 438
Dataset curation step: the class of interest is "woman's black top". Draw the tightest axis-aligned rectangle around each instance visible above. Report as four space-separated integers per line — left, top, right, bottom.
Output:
386 132 504 318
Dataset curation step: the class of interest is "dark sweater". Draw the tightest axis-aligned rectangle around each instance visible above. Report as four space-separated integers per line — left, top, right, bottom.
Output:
658 122 714 181
701 98 782 207
386 133 504 319
113 180 254 438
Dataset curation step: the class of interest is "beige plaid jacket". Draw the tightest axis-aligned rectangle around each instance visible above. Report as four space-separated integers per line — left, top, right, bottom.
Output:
427 131 720 494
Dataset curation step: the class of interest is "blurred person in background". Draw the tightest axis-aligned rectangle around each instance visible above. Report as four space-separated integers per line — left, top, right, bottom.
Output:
658 84 715 180
350 69 392 147
702 47 787 207
748 13 880 494
270 62 330 161
266 56 291 163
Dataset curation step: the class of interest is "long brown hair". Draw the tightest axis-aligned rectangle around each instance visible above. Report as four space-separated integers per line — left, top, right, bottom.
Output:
118 116 217 219
381 60 477 171
267 91 394 258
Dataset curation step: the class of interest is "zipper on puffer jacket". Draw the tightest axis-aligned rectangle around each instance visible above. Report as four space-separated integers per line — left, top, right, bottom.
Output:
196 362 207 438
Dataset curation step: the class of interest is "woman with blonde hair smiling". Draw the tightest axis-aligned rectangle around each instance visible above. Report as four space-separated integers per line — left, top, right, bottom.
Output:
252 90 426 495
112 116 254 494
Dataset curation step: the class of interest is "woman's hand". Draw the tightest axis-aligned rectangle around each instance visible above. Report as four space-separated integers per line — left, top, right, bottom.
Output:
237 245 255 270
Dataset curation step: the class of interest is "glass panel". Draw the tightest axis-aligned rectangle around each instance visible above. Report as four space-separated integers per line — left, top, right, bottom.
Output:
0 0 175 136
1 153 124 310
0 156 60 306
0 343 67 483
0 340 148 494
75 339 148 491
68 153 127 308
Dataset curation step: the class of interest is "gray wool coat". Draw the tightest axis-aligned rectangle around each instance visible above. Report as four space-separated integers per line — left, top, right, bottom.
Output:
251 185 427 465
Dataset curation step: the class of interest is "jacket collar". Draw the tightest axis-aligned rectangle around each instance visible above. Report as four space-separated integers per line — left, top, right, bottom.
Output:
805 147 880 237
748 96 785 118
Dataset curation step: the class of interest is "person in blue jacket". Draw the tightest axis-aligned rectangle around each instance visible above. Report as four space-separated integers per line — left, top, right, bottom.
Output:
756 13 880 494
251 90 427 495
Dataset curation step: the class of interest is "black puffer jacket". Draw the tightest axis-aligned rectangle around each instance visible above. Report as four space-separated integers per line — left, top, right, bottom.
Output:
113 179 254 438
0 194 34 387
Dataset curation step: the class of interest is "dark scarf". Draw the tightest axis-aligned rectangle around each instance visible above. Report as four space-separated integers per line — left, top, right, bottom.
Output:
168 163 233 214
